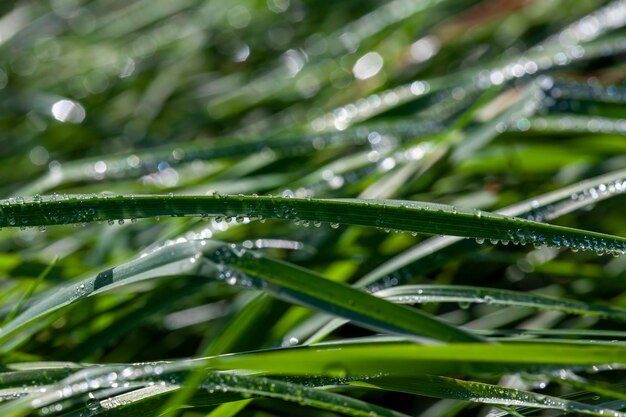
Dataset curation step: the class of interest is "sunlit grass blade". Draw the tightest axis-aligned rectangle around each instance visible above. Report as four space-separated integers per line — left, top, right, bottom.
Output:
202 341 626 377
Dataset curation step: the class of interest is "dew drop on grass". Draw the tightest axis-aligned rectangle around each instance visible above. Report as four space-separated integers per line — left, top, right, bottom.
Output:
483 295 495 304
86 393 101 412
323 363 348 378
330 222 340 229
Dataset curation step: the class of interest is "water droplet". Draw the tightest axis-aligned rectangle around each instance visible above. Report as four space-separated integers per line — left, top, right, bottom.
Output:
86 393 101 412
323 363 348 378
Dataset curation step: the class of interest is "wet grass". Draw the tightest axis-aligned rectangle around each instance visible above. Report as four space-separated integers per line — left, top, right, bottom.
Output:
1 1 626 416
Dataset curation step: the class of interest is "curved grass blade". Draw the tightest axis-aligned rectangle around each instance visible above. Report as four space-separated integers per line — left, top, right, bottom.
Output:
208 245 483 343
0 239 217 349
353 375 625 417
376 285 626 320
303 283 626 344
2 194 626 255
0 238 483 347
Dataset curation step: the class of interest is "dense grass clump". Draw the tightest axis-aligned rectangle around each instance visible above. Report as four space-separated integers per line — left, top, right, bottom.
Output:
1 1 626 416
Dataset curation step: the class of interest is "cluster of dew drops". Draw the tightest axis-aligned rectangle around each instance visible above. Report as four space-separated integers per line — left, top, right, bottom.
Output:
27 359 387 417
2 184 626 258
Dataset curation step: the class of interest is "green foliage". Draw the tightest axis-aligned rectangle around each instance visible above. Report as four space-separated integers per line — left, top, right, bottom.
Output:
1 1 626 416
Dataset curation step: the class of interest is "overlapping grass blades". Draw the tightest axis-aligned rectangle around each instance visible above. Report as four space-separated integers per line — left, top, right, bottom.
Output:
2 1 626 416
2 341 626 417
0 239 482 347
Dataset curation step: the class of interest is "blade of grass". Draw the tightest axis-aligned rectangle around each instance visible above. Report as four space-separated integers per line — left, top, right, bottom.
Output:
351 375 625 417
2 194 625 255
303 283 626 344
375 285 626 320
202 341 626 377
0 238 484 347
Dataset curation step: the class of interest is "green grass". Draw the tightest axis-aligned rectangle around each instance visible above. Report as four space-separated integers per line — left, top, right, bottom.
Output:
1 1 626 416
